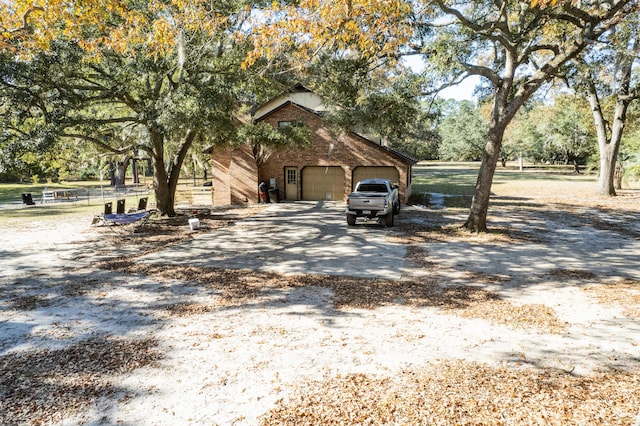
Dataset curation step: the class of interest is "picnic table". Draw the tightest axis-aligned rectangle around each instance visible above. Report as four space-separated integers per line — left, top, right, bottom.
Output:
41 189 78 203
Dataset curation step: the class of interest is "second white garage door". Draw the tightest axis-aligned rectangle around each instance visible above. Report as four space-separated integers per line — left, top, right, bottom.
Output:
301 166 345 201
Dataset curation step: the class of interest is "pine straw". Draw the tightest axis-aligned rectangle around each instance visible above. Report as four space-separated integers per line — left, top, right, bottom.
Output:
261 360 640 425
0 337 162 426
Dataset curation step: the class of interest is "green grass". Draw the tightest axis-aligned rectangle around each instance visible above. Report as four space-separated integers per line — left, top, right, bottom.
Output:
408 161 631 209
410 161 602 196
0 181 105 204
0 180 154 226
411 163 479 196
1 203 98 222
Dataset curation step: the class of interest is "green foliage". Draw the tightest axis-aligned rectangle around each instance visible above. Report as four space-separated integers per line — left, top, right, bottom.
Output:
500 96 597 167
239 121 311 149
620 122 640 184
303 58 438 160
540 97 596 167
437 100 487 161
0 0 296 212
503 104 546 163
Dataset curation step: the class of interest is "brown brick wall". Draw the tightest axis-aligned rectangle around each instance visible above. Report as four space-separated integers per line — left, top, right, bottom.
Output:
210 145 258 205
258 104 413 203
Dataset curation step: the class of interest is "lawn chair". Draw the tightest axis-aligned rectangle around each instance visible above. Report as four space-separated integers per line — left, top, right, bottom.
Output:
21 193 36 206
91 202 114 225
116 199 125 214
128 197 148 213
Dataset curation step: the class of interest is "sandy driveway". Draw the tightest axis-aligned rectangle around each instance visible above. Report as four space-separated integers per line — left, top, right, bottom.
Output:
141 201 407 279
1 200 639 425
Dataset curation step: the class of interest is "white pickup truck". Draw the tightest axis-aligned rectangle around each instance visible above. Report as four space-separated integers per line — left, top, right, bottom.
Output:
346 178 400 227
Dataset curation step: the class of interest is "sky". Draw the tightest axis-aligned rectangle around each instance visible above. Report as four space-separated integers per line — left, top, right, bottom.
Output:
437 76 482 101
402 55 480 102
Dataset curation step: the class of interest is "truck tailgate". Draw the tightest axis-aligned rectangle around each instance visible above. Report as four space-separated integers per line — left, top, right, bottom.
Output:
348 193 387 210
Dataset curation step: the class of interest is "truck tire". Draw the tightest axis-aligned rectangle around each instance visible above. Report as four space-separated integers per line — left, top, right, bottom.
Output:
384 211 394 227
393 202 400 215
347 215 356 226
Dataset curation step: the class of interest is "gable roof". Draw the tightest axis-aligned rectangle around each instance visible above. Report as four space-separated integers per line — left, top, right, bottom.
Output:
253 84 327 121
256 101 417 165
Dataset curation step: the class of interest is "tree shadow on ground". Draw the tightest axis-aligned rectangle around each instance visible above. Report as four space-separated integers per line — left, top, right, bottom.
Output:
0 334 162 425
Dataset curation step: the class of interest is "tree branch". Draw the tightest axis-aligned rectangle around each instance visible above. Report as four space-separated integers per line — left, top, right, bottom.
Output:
2 6 44 34
60 133 132 154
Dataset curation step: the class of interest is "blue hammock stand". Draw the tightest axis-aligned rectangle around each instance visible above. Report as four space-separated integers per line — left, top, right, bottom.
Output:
92 210 150 227
92 198 151 227
103 211 150 225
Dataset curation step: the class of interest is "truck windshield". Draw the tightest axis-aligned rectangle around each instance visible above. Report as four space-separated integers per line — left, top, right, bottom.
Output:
358 184 388 192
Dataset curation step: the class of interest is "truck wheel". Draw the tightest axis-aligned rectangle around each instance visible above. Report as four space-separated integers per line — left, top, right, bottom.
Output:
393 202 400 214
347 215 356 226
384 212 394 227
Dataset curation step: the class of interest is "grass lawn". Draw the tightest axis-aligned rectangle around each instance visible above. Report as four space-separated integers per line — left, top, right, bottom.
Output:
410 161 639 209
0 181 103 204
0 181 154 227
2 163 638 223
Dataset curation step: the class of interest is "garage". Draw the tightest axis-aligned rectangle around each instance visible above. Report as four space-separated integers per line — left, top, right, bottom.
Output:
352 166 400 188
301 166 346 201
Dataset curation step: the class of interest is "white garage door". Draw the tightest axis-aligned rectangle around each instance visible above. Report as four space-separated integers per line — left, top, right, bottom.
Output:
352 166 400 189
301 166 345 201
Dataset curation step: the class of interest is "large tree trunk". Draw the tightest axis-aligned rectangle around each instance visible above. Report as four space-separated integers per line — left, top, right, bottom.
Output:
586 37 635 196
597 139 620 195
464 128 505 232
150 127 197 216
589 86 629 196
131 157 139 184
614 161 623 190
108 160 116 186
167 129 197 212
114 156 130 187
464 79 512 233
150 129 173 216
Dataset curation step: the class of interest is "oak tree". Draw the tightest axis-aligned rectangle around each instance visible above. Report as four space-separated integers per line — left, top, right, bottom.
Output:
0 0 287 215
249 0 638 231
575 19 640 195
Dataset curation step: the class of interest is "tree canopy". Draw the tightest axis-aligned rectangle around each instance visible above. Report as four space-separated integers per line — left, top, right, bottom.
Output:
0 0 302 215
247 0 639 231
2 0 640 225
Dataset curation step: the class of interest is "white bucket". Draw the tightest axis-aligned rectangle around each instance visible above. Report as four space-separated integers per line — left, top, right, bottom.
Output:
188 218 200 230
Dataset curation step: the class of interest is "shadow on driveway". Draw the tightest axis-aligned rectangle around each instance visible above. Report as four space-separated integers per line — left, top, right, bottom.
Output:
141 201 407 280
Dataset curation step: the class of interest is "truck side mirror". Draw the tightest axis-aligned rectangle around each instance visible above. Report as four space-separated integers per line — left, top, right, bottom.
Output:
392 184 399 189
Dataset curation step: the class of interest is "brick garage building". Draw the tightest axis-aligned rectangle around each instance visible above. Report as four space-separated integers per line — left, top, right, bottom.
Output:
208 87 416 205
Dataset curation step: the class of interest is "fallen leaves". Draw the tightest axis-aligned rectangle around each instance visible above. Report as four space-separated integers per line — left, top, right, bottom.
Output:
0 337 162 425
96 258 568 333
460 300 568 333
261 361 640 425
164 302 216 317
7 294 50 310
549 269 599 280
583 279 640 318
